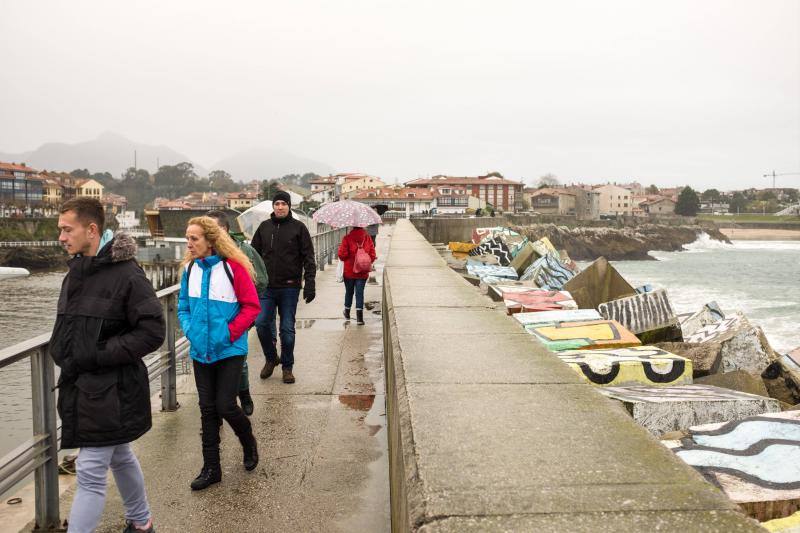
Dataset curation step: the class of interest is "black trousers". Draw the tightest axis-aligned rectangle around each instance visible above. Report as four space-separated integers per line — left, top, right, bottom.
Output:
193 356 253 465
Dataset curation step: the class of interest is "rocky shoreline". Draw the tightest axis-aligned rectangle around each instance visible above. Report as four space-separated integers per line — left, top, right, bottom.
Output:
0 247 68 271
512 223 730 261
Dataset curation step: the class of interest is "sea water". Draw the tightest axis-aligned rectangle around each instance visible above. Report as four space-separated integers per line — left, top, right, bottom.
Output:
609 236 800 353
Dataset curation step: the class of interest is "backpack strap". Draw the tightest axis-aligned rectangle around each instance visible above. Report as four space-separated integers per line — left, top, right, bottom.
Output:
221 258 235 287
187 259 194 279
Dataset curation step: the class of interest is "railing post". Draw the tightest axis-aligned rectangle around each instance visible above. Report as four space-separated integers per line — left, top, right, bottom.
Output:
30 346 61 531
161 293 178 411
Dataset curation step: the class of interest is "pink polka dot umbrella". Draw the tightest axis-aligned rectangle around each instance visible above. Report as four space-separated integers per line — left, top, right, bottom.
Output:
312 200 382 228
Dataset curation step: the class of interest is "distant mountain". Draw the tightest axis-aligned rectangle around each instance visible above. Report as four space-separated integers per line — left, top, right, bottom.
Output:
210 147 334 182
0 132 205 176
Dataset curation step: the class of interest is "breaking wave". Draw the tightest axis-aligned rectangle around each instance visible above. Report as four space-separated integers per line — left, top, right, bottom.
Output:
682 232 735 252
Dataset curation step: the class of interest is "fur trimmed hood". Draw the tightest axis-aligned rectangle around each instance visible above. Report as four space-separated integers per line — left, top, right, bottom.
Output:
109 232 137 263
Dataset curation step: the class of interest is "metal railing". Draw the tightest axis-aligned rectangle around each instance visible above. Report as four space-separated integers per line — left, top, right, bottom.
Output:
311 227 348 271
0 284 185 532
0 241 62 248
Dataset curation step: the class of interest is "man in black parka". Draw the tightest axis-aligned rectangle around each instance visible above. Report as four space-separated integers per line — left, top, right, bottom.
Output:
251 191 316 384
51 198 165 533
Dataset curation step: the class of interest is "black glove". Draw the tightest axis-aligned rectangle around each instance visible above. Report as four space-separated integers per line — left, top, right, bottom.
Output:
303 288 316 304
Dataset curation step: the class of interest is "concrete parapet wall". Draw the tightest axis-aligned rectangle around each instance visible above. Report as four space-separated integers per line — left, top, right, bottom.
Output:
383 219 763 532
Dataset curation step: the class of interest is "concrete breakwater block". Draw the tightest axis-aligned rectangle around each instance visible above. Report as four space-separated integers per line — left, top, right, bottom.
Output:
514 309 602 328
655 341 724 378
762 352 800 406
557 346 693 387
598 288 683 343
669 411 800 521
685 312 778 374
503 289 578 314
519 253 575 290
465 263 519 281
563 256 637 309
486 283 540 302
526 319 642 352
678 301 725 338
600 384 780 436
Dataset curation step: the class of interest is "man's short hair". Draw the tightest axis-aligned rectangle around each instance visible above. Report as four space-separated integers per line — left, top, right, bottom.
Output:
60 197 104 230
205 209 230 231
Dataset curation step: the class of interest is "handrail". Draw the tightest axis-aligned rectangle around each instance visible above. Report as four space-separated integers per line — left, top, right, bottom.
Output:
0 241 62 248
0 283 184 531
311 226 348 271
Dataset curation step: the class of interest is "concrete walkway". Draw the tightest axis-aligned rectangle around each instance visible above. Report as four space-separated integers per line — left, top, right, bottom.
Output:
49 229 392 533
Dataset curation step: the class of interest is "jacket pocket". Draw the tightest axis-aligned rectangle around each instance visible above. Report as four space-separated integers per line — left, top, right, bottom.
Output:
75 372 122 433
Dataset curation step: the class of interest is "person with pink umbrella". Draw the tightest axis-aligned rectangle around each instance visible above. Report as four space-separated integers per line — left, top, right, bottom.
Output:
337 225 377 325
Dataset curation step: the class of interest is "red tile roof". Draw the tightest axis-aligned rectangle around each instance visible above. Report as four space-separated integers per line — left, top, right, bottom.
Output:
352 187 436 201
0 161 39 173
406 175 523 187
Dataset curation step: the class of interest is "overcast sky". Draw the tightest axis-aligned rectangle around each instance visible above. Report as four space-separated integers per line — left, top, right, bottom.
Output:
1 0 798 189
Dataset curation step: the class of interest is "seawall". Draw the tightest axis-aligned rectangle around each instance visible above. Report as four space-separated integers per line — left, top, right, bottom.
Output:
382 219 762 532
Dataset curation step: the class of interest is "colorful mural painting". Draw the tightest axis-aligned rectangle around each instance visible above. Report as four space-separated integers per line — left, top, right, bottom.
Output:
685 312 778 374
678 301 725 338
530 236 558 258
469 237 513 265
599 384 780 436
503 290 578 314
669 411 800 521
598 288 682 342
562 256 637 309
448 241 477 254
519 253 575 290
526 319 641 351
514 308 600 327
557 346 692 387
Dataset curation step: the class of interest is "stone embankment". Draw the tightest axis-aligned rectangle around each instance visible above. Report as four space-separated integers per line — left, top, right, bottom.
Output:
514 223 730 261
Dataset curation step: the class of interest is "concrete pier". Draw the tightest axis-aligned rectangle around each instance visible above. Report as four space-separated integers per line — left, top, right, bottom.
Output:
383 220 762 532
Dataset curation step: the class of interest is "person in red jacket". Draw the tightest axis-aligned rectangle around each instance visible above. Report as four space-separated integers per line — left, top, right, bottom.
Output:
337 226 377 325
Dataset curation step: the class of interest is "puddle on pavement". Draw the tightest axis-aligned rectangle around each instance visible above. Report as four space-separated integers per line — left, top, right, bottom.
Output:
338 394 376 411
295 319 349 330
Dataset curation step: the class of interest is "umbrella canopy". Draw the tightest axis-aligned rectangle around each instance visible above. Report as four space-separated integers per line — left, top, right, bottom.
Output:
312 200 382 228
236 200 315 239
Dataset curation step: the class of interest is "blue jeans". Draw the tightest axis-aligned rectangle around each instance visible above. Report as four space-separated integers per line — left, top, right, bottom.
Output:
256 288 300 369
344 277 367 310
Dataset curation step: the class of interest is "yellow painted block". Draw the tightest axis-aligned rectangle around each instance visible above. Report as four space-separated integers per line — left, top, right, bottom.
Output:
558 346 693 387
529 320 642 351
762 509 800 531
448 242 476 253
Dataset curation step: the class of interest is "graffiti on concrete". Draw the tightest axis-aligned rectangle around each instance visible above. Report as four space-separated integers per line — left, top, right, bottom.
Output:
465 263 519 281
562 256 637 309
526 319 641 352
530 236 558 258
678 301 725 338
557 346 692 387
504 290 578 314
684 315 742 344
598 288 681 342
519 253 575 290
599 384 780 436
514 308 601 327
670 411 800 521
685 312 778 374
469 237 513 265
448 242 477 254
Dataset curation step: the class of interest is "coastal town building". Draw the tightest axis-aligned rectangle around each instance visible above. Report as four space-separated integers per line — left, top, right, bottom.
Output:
352 187 436 215
431 184 486 214
405 174 524 212
525 188 577 215
225 191 259 211
102 193 128 217
41 179 63 206
75 179 104 200
640 196 676 216
154 191 226 211
340 175 386 198
0 162 44 215
594 184 633 216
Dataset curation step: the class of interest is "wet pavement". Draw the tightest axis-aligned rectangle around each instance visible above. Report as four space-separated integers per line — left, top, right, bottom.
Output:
50 227 392 533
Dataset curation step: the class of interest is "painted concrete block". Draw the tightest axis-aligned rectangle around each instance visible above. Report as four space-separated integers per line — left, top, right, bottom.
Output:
598 288 683 343
514 309 601 328
670 411 800 521
448 241 476 253
519 253 575 290
509 242 537 277
557 346 692 387
530 236 558 258
503 290 578 314
685 312 779 374
563 256 637 309
600 384 780 436
655 341 724 378
486 283 540 302
469 237 514 265
526 319 642 352
471 226 510 244
465 263 519 281
678 301 725 338
762 354 800 406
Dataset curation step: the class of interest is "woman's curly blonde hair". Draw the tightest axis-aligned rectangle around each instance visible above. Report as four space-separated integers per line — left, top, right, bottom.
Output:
181 216 255 279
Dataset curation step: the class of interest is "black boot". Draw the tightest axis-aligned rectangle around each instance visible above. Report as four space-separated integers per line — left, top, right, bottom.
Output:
190 464 221 491
239 390 254 416
356 309 365 325
241 433 259 471
343 307 351 320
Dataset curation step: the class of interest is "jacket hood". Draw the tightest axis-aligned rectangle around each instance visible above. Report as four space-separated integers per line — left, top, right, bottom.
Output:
109 232 138 263
270 211 294 223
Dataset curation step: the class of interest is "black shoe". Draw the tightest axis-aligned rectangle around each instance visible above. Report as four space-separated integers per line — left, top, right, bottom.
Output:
343 307 351 320
239 390 254 416
260 359 278 379
356 309 365 325
123 520 155 533
241 434 259 471
190 465 221 491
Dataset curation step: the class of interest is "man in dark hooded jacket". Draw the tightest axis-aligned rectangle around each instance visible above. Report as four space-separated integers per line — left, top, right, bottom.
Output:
51 198 165 533
251 191 316 384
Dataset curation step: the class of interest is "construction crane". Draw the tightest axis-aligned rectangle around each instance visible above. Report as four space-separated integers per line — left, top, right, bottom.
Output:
762 170 800 189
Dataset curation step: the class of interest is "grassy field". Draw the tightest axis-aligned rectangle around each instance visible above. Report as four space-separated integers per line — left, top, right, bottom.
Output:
698 214 800 224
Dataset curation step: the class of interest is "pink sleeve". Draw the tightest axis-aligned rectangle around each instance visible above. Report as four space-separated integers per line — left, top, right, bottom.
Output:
227 260 261 342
